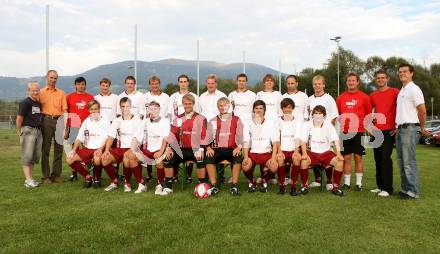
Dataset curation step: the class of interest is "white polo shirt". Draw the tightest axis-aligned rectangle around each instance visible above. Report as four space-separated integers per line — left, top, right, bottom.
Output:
94 93 118 122
199 89 228 121
396 81 425 125
282 91 309 122
117 91 146 117
256 90 282 121
76 116 111 149
301 120 339 154
308 93 339 122
108 115 143 149
277 116 302 152
144 92 170 118
168 91 200 120
243 119 279 154
140 117 170 152
228 90 256 123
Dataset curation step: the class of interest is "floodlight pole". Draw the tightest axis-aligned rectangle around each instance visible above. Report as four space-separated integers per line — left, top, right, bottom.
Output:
330 36 342 96
197 39 200 96
278 58 282 93
45 5 49 73
134 24 138 89
242 50 246 74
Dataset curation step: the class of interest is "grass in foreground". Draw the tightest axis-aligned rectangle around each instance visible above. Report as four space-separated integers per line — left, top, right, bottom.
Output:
0 129 439 254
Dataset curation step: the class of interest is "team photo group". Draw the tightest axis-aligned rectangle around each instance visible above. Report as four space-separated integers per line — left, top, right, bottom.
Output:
16 63 429 199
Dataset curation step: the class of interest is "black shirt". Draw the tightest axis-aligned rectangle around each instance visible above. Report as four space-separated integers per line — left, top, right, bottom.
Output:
18 97 42 128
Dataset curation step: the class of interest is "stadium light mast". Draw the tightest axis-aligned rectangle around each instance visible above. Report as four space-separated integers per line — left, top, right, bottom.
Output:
278 58 282 93
431 97 434 120
330 36 342 96
45 4 49 73
196 39 200 96
242 50 246 74
134 24 138 89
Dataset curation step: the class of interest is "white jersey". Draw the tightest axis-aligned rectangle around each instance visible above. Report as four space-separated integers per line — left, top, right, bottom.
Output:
140 117 170 152
117 91 146 117
396 81 425 125
108 115 143 149
228 90 256 123
282 91 309 122
308 93 339 122
277 117 302 152
199 89 229 121
256 90 282 121
144 92 170 118
243 119 279 154
301 120 339 154
167 91 200 120
76 116 111 149
94 93 118 122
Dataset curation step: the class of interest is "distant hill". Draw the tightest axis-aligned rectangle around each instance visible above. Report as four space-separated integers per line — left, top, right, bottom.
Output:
0 59 285 101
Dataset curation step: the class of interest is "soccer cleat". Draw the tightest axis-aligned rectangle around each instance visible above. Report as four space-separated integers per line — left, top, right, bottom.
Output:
377 190 390 197
230 187 240 196
68 172 78 182
309 181 321 188
370 188 381 193
248 183 257 193
355 185 362 192
134 183 146 194
154 184 163 195
118 174 125 182
260 183 268 193
332 189 344 197
124 184 132 192
83 180 93 188
326 184 334 191
92 181 101 189
289 187 298 196
186 177 193 184
24 179 39 188
278 185 286 195
145 176 153 183
160 187 173 196
341 184 351 190
300 186 309 195
208 186 220 196
104 183 118 192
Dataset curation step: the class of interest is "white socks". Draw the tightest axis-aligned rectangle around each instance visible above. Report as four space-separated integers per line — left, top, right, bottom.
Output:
344 174 351 186
356 173 363 186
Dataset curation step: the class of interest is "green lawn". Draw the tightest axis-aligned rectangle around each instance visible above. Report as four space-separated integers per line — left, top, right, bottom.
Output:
0 129 439 254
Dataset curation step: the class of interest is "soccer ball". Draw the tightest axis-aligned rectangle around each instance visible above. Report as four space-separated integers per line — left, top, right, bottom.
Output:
194 183 211 199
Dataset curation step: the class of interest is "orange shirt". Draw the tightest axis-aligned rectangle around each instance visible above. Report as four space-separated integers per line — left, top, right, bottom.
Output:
39 86 68 116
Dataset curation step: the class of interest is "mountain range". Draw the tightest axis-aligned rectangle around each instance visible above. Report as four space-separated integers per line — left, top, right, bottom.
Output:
0 59 285 101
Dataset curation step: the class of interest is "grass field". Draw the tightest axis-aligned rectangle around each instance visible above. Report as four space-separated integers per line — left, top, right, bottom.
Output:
0 129 439 254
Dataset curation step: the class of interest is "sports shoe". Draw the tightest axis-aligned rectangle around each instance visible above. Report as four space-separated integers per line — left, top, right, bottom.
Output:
248 183 256 193
332 189 344 197
24 179 39 188
355 185 362 192
92 181 101 189
290 187 298 196
54 177 64 183
83 180 93 188
370 188 381 193
118 174 125 182
378 190 390 197
208 186 220 196
326 184 334 191
134 183 146 194
145 176 153 183
309 181 321 188
341 184 351 190
268 178 278 185
300 186 309 195
160 187 173 196
172 176 178 183
256 178 262 184
230 187 240 196
104 183 118 192
154 184 163 195
68 172 78 182
124 184 132 192
43 178 52 184
260 183 268 193
278 185 286 195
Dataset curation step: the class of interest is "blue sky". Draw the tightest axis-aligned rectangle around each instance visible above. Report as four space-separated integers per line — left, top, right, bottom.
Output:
1 0 439 77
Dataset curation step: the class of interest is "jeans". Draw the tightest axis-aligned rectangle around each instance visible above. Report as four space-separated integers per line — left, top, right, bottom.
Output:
372 130 394 194
396 125 420 198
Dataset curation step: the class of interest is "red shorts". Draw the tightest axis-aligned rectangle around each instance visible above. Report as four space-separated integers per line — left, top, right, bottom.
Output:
109 147 130 163
282 151 294 164
249 152 272 166
77 148 96 164
141 148 158 159
307 150 335 168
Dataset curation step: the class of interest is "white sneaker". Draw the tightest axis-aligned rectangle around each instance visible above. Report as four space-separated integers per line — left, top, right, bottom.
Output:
227 177 233 184
154 184 163 195
124 184 132 192
309 181 321 188
104 183 118 192
378 190 390 197
256 178 262 184
24 179 39 188
370 188 381 193
134 183 146 194
160 187 173 196
269 179 278 185
326 184 333 191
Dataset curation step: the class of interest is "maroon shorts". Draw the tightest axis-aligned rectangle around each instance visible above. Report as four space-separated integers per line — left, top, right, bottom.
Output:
109 147 130 163
249 152 272 167
77 148 96 164
282 151 294 164
141 148 159 159
307 150 335 168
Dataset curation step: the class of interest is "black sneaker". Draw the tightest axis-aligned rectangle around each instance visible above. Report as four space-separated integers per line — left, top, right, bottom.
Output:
260 183 268 193
186 177 193 184
83 181 93 188
69 172 78 182
355 185 362 192
209 187 220 196
332 189 344 197
92 181 101 189
341 184 351 190
230 187 240 196
278 185 286 195
248 184 256 193
398 191 414 200
118 174 125 182
300 186 309 195
290 187 298 196
145 176 153 183
172 176 178 183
